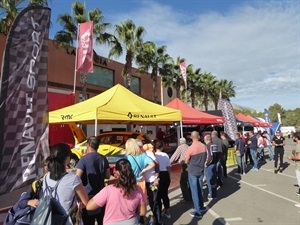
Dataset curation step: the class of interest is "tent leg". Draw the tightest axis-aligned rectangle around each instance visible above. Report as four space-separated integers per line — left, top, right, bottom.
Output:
95 120 97 136
180 121 183 138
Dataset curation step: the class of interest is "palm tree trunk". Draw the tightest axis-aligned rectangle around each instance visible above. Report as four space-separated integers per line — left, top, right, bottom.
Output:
204 93 208 111
191 91 195 108
152 74 158 103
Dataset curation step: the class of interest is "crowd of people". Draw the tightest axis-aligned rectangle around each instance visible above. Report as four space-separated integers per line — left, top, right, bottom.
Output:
6 128 300 224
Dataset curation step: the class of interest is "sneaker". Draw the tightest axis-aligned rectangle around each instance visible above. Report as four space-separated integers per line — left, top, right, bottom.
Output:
200 206 208 212
208 194 216 200
242 172 246 175
295 192 300 197
162 212 171 219
189 211 202 218
295 203 300 208
251 168 258 171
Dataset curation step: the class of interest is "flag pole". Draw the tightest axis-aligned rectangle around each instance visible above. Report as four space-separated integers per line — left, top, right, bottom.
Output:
0 51 5 93
73 24 80 94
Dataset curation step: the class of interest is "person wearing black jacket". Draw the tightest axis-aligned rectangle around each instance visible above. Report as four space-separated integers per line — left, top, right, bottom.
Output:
273 131 286 173
234 133 246 175
204 135 219 200
248 131 258 171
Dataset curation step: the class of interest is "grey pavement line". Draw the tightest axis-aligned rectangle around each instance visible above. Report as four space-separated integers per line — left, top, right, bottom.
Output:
259 168 296 178
228 175 299 204
168 188 238 225
206 206 232 225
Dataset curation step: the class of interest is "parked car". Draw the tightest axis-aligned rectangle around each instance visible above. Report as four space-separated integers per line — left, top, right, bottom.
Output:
70 131 151 167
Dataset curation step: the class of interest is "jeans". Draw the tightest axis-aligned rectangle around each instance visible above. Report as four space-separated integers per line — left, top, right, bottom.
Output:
274 147 284 168
235 155 245 174
250 149 258 169
188 174 204 214
180 164 191 201
221 154 227 177
157 171 171 211
205 164 217 198
146 182 163 225
257 147 264 160
216 158 223 185
267 145 274 160
82 207 104 225
245 147 253 165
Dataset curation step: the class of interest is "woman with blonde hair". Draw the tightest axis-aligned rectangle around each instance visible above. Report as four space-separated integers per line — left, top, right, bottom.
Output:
125 138 155 224
125 138 155 183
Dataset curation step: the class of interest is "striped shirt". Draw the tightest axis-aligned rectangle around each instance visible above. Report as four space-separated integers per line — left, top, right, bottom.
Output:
170 143 189 164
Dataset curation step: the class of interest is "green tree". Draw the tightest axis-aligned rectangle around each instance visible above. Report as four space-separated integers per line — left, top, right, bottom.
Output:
268 103 285 123
198 71 217 111
282 108 300 127
54 1 110 102
211 79 236 110
181 65 202 108
161 56 185 99
108 19 146 89
54 1 110 49
0 0 50 35
136 41 169 103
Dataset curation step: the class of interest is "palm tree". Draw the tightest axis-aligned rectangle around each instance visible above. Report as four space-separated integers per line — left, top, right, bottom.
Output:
181 65 202 108
136 41 169 103
211 79 236 109
197 71 217 111
161 56 185 99
54 1 110 49
54 1 110 102
0 0 50 35
108 19 146 90
107 20 145 132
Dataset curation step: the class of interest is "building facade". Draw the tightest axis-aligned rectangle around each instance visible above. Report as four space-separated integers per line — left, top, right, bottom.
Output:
0 34 177 139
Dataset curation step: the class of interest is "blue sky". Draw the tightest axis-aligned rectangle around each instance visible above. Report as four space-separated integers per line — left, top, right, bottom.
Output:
47 0 300 111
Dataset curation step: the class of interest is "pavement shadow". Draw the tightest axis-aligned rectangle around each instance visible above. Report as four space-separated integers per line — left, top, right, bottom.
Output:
212 217 227 225
281 161 290 172
164 199 200 225
203 169 241 211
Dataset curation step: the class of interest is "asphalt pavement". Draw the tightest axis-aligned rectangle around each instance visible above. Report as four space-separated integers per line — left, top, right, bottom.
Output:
157 138 300 225
1 138 299 225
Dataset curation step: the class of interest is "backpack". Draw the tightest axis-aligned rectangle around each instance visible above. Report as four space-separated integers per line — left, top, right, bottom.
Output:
4 177 44 225
261 138 266 147
30 173 71 225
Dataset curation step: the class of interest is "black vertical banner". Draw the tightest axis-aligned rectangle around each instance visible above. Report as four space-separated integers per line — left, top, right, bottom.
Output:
218 99 238 141
0 5 51 195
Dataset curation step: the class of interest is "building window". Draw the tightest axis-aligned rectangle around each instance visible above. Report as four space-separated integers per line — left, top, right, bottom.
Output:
131 76 140 94
87 65 114 88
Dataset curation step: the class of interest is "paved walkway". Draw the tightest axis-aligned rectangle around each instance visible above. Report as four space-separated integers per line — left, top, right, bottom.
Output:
1 139 300 225
157 138 300 225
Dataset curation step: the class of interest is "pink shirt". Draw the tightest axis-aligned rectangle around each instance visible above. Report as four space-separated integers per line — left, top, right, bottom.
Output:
93 185 146 224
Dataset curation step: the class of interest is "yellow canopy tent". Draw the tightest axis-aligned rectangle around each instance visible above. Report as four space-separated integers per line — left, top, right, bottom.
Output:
49 84 182 125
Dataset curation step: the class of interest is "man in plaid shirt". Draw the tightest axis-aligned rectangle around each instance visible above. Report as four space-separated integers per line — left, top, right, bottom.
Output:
170 138 191 201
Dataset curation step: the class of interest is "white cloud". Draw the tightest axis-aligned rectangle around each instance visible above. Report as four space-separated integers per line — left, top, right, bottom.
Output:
98 0 300 111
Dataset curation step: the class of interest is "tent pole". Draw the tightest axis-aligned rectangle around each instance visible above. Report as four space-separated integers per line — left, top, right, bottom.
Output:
95 119 97 136
180 121 183 138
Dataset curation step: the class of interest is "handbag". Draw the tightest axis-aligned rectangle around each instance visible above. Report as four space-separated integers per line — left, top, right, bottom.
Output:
235 150 241 157
4 193 35 225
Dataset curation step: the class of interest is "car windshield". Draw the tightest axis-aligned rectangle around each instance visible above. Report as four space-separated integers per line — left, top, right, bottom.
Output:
98 133 151 147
